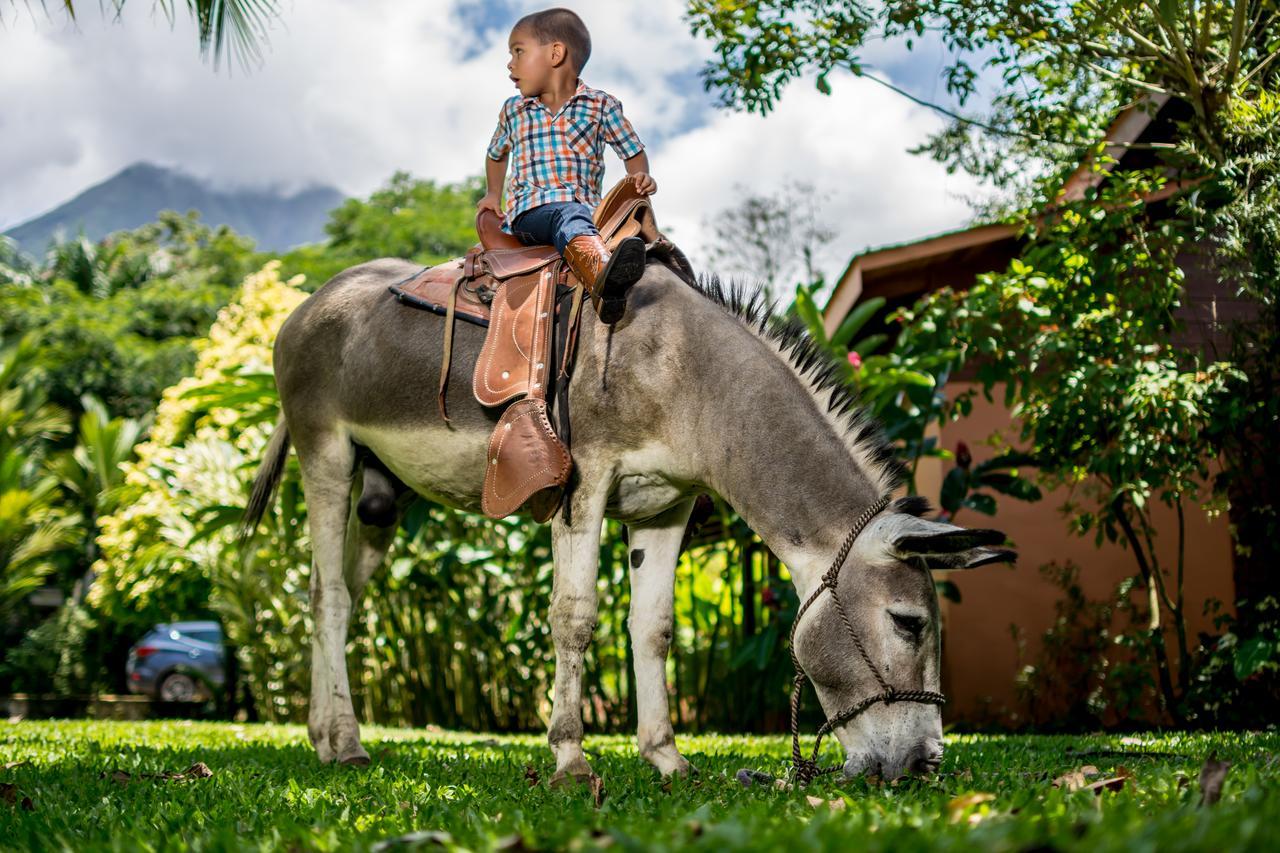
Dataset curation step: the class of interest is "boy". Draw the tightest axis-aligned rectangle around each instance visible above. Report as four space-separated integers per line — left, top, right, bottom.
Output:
479 8 656 324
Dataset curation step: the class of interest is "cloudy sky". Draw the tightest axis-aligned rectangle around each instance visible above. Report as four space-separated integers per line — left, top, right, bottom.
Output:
0 0 997 284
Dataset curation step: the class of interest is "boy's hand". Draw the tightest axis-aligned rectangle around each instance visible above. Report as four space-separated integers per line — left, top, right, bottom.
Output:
477 192 505 218
631 173 657 195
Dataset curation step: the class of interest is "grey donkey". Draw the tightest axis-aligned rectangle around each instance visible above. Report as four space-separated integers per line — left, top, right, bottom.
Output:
241 254 1014 784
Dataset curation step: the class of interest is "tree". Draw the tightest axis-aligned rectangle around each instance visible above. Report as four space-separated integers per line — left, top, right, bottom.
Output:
0 212 257 417
687 2 1279 200
4 1 280 67
705 181 835 298
323 172 486 266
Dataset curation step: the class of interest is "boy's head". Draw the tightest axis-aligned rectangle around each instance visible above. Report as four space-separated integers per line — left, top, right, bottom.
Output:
507 8 591 97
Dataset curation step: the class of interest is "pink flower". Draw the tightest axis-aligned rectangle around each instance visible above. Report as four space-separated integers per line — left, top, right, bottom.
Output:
847 351 862 370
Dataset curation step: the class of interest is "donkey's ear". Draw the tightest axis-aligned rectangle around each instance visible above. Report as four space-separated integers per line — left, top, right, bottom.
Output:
920 546 1017 571
889 517 1015 570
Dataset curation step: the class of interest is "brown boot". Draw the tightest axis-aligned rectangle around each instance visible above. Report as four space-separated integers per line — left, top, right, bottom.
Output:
563 234 646 324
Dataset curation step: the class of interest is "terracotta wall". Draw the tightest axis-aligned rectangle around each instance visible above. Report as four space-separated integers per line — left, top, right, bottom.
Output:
923 382 1236 724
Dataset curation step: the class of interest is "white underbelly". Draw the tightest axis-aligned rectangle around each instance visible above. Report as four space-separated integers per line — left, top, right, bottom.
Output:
345 422 489 512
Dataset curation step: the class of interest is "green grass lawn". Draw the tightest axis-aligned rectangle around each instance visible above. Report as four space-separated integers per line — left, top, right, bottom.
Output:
1 720 1277 851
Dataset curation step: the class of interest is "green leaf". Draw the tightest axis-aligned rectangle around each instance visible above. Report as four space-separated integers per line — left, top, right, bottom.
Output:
1234 637 1279 680
831 297 886 348
940 467 968 513
963 493 997 515
977 472 1042 502
935 579 962 603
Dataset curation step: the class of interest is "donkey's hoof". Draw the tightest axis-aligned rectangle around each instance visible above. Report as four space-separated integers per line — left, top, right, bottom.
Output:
339 747 371 767
549 768 594 789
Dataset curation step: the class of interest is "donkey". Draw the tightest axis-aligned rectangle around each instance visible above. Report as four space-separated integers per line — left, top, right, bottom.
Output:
242 254 1014 784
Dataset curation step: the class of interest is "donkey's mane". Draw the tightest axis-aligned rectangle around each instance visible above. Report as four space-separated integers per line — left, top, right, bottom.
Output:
686 274 906 495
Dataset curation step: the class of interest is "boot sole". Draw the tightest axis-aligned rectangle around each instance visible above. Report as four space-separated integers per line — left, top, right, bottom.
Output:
596 237 646 324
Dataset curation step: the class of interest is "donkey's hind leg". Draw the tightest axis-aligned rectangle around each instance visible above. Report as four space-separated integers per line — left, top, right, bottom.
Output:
626 499 695 777
296 432 368 765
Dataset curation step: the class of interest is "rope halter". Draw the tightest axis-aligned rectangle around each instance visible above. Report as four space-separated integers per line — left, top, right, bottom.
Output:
787 494 947 784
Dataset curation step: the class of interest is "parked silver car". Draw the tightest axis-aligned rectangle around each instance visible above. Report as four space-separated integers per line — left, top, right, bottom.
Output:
126 621 225 702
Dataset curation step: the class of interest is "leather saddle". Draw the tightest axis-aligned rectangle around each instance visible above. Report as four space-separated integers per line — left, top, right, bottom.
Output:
387 177 691 522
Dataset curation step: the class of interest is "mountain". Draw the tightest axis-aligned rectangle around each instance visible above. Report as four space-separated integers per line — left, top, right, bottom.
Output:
4 162 346 252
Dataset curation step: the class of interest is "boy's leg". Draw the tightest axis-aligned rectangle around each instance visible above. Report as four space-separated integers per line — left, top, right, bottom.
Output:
513 202 646 324
554 204 646 324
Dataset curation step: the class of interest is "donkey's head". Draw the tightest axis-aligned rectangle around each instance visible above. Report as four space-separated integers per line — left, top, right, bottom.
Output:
792 499 1014 780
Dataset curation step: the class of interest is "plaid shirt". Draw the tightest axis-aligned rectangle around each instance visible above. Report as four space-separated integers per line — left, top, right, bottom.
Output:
486 80 644 230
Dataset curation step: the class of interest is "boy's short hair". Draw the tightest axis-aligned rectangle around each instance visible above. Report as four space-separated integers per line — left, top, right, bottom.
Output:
513 8 591 74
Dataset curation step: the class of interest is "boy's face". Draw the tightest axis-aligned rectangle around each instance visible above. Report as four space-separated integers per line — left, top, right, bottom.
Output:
506 27 566 97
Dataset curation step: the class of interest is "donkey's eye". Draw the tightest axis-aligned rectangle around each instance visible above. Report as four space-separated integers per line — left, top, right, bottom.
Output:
889 611 926 641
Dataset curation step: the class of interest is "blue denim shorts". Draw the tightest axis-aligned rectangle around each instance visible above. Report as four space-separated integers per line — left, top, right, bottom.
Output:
510 201 599 254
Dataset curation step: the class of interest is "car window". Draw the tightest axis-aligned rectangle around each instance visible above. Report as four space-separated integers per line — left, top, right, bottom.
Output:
186 630 222 645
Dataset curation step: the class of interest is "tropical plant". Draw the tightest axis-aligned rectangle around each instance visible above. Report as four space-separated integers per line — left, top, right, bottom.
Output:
3 1 281 67
0 213 255 417
0 339 77 616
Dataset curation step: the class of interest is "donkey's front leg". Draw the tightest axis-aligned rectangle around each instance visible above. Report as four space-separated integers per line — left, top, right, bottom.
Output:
626 499 695 777
546 485 608 787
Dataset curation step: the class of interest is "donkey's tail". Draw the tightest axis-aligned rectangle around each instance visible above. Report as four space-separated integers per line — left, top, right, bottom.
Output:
240 416 291 544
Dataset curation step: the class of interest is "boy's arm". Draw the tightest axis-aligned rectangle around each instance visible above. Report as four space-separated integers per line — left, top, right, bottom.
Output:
623 151 656 195
602 96 655 195
480 101 512 216
480 154 508 216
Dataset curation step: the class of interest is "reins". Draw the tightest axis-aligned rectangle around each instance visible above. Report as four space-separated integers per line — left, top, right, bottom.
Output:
787 494 947 784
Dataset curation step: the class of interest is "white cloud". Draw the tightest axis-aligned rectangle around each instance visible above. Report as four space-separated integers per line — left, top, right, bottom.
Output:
0 0 992 284
653 70 991 286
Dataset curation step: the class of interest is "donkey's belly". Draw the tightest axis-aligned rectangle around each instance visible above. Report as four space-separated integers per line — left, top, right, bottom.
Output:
346 422 489 513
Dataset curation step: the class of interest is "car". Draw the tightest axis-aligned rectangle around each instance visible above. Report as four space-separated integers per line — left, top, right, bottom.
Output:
126 621 226 703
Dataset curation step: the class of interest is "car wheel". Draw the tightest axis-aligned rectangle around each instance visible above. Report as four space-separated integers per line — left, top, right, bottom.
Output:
158 672 201 702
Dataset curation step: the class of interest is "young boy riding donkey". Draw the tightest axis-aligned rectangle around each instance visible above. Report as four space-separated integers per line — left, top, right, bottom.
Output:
479 7 655 324
245 5 1014 790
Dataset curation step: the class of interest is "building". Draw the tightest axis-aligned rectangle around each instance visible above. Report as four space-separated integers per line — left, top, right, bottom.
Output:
821 94 1244 724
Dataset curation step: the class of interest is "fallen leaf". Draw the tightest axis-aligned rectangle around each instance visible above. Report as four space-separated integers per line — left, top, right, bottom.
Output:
170 762 213 781
1052 765 1101 791
946 792 995 823
103 763 212 785
494 834 529 851
3 760 30 771
804 795 847 811
1082 776 1130 795
772 778 793 792
590 773 606 809
1199 752 1232 806
523 764 540 788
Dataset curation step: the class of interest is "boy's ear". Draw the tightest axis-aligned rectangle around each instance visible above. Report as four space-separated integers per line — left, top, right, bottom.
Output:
549 41 567 67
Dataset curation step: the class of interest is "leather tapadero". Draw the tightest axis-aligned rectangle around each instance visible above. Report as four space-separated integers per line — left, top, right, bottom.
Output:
481 397 571 521
473 267 557 407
